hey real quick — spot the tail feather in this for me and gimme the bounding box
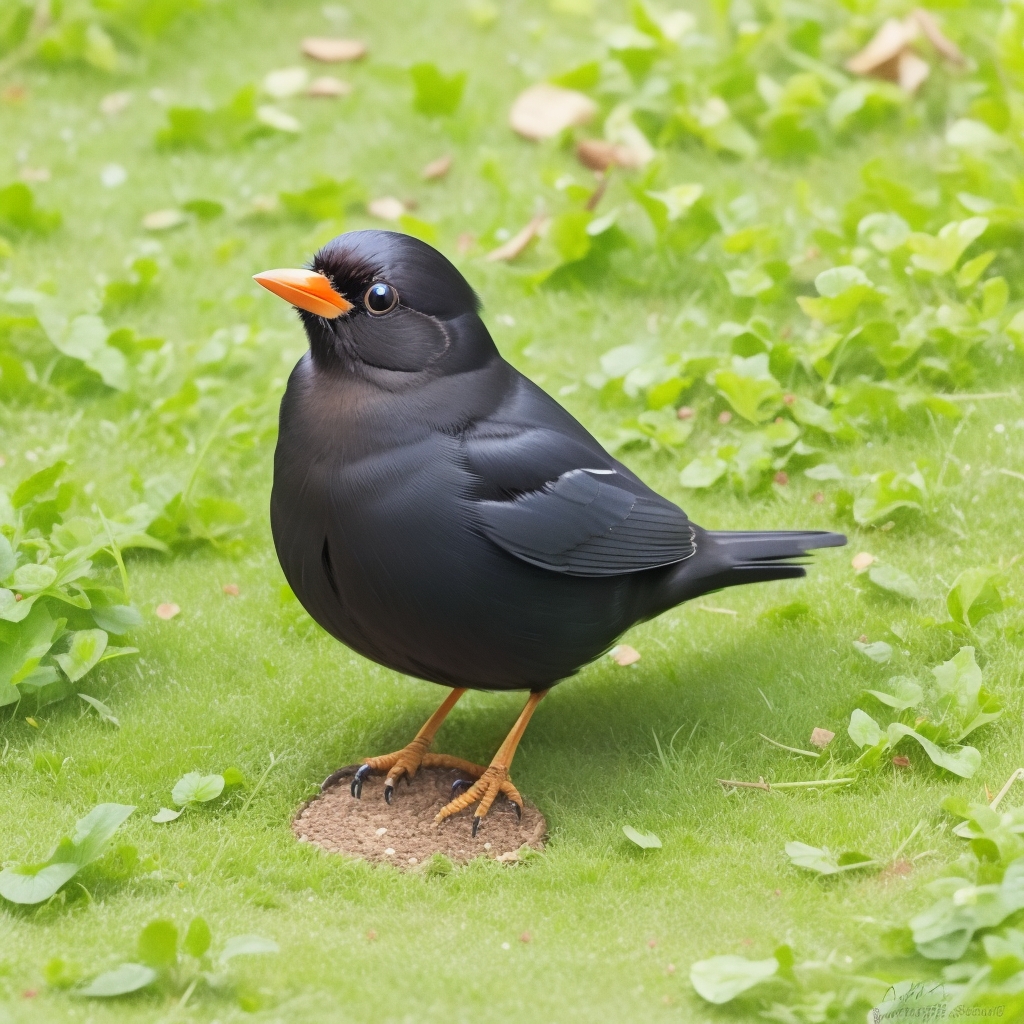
[705,529,847,565]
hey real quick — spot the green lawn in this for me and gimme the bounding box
[2,0,1024,1021]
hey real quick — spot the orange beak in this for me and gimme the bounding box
[253,268,354,318]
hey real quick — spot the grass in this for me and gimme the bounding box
[2,0,1024,1020]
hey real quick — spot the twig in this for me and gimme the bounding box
[759,733,821,759]
[585,171,609,212]
[989,767,1024,810]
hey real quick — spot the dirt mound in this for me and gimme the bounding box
[293,766,546,869]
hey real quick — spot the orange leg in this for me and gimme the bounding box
[435,689,548,836]
[338,688,488,803]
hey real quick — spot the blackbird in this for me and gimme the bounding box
[255,231,846,834]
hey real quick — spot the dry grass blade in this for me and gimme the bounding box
[911,8,965,65]
[368,197,406,221]
[845,19,917,76]
[421,155,452,180]
[485,214,548,262]
[307,76,351,98]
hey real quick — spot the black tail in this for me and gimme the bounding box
[660,528,846,606]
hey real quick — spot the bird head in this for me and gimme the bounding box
[254,230,493,377]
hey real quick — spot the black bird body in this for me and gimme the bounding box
[268,230,845,695]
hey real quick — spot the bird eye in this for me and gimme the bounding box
[364,282,398,315]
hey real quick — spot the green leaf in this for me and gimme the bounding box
[865,677,923,711]
[279,176,365,222]
[61,803,136,867]
[184,917,212,958]
[12,563,57,592]
[79,963,157,997]
[0,862,79,905]
[690,954,778,1004]
[0,183,61,236]
[857,212,910,253]
[848,708,885,748]
[138,919,178,968]
[679,455,727,489]
[410,63,466,116]
[853,640,892,664]
[622,825,662,848]
[218,935,280,964]
[785,842,876,875]
[172,772,225,806]
[887,724,981,778]
[947,568,1004,628]
[725,268,773,298]
[12,461,66,509]
[78,692,119,726]
[797,266,880,324]
[151,807,183,823]
[56,629,108,682]
[907,218,988,275]
[853,471,925,526]
[867,565,922,600]
[956,251,996,289]
[714,354,782,423]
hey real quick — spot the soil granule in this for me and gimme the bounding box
[293,766,547,869]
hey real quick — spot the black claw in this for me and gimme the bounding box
[511,800,522,821]
[472,816,482,838]
[451,778,471,797]
[384,783,394,805]
[349,764,372,799]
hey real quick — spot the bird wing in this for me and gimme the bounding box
[464,412,695,577]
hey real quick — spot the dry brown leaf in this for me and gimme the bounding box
[142,209,186,231]
[222,584,240,597]
[897,50,930,92]
[485,214,548,262]
[456,232,475,254]
[156,602,180,620]
[302,37,367,62]
[851,552,875,571]
[892,755,912,768]
[19,166,50,183]
[509,83,596,141]
[575,139,638,172]
[307,76,351,98]
[809,728,835,750]
[846,18,917,76]
[911,8,965,65]
[368,196,406,221]
[610,644,641,667]
[421,155,453,180]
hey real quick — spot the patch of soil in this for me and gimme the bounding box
[293,766,546,869]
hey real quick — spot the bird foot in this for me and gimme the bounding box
[335,738,488,804]
[434,763,523,836]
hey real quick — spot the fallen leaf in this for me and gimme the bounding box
[142,210,186,231]
[845,18,917,76]
[99,91,132,115]
[809,728,835,749]
[495,851,519,863]
[222,584,240,597]
[509,83,596,141]
[19,167,50,183]
[422,155,452,180]
[1,85,27,103]
[610,644,641,666]
[896,50,930,93]
[256,105,301,133]
[858,634,869,643]
[307,76,351,98]
[155,602,180,620]
[575,139,638,171]
[263,67,309,99]
[851,552,875,572]
[302,37,367,62]
[485,214,548,262]
[520,931,531,942]
[892,755,912,768]
[457,232,475,254]
[368,197,406,221]
[911,8,965,65]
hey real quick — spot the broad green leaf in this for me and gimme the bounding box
[55,629,108,682]
[946,119,1008,153]
[726,268,773,298]
[151,807,183,823]
[853,471,925,526]
[218,935,280,964]
[79,963,157,997]
[410,63,466,116]
[714,354,782,423]
[956,251,996,289]
[184,917,212,958]
[947,568,1004,628]
[887,724,981,778]
[279,177,365,222]
[867,565,922,600]
[645,184,703,223]
[680,455,727,489]
[907,218,988,275]
[853,640,892,664]
[12,563,57,592]
[848,708,885,748]
[11,461,66,509]
[931,647,982,711]
[865,677,923,711]
[0,535,15,580]
[61,803,136,867]
[0,862,79,904]
[690,954,778,1004]
[785,842,876,875]
[814,266,871,298]
[0,183,61,235]
[138,919,178,968]
[172,772,225,806]
[622,825,661,848]
[858,212,910,253]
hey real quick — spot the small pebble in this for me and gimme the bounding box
[520,932,531,943]
[501,942,510,950]
[156,602,181,620]
[376,827,387,836]
[384,847,395,856]
[483,842,492,850]
[408,857,418,864]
